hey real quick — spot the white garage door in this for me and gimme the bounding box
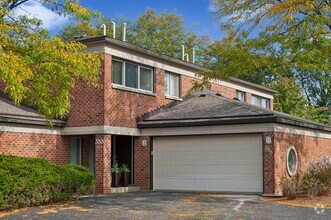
[153,134,263,193]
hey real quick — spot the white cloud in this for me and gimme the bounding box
[11,1,69,31]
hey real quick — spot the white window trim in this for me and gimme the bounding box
[252,95,270,109]
[286,145,298,176]
[112,59,154,93]
[236,90,246,102]
[165,72,180,98]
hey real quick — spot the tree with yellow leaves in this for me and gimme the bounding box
[0,0,102,122]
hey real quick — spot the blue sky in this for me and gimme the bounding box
[79,0,222,40]
[13,0,224,41]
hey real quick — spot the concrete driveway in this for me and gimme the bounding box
[1,191,329,219]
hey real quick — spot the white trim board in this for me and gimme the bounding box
[0,123,61,135]
[141,123,331,140]
[62,125,141,136]
[87,44,274,100]
[1,123,330,139]
[273,124,331,139]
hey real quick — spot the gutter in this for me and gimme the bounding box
[0,115,66,127]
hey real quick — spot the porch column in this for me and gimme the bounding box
[94,134,111,194]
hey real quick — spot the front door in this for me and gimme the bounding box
[111,135,133,186]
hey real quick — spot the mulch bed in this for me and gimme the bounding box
[261,194,331,208]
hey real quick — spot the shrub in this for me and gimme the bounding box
[0,155,94,211]
[301,173,327,198]
[306,157,331,189]
[280,175,301,200]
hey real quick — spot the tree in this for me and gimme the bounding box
[196,0,331,124]
[58,9,213,66]
[0,1,102,122]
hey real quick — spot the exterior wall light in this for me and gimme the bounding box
[141,139,148,147]
[265,136,272,145]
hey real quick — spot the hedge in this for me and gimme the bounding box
[0,155,94,211]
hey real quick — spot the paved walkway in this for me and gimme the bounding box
[1,192,329,219]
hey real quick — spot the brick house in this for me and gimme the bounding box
[0,36,330,196]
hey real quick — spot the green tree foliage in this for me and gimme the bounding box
[0,1,102,121]
[199,0,331,124]
[58,9,213,66]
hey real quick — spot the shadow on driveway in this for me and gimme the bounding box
[1,191,329,219]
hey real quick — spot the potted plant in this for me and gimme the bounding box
[121,164,130,187]
[111,162,122,187]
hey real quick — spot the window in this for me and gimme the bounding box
[252,95,270,108]
[236,91,245,102]
[286,146,298,176]
[165,72,179,98]
[112,59,153,92]
[70,137,82,165]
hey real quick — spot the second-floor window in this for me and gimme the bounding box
[252,95,270,109]
[236,91,245,102]
[165,72,179,98]
[112,59,153,92]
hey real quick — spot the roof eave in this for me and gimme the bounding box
[138,116,331,132]
[0,116,66,127]
[138,116,278,129]
[78,36,210,72]
[78,36,276,94]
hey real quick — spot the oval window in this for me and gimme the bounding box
[286,146,298,176]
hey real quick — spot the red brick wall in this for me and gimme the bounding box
[263,131,331,195]
[0,131,70,165]
[67,54,251,128]
[134,136,150,190]
[65,73,105,127]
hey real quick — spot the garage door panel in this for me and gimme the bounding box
[169,165,180,176]
[222,180,235,190]
[169,179,180,189]
[220,166,234,175]
[154,134,262,193]
[194,179,206,190]
[206,179,220,190]
[236,165,261,176]
[156,179,168,189]
[180,179,194,189]
[206,165,219,176]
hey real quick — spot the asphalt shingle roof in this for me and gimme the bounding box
[0,94,65,127]
[138,93,331,132]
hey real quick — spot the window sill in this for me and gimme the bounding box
[112,84,156,97]
[165,95,183,101]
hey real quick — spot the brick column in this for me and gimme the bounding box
[95,134,111,194]
[263,132,275,194]
[134,136,150,190]
[246,93,252,104]
[269,99,274,110]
